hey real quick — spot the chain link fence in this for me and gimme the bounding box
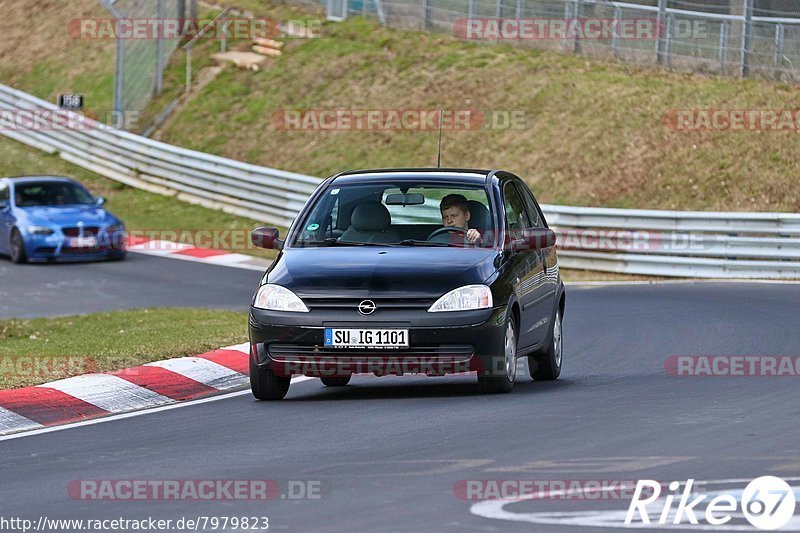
[100,0,197,127]
[324,0,800,81]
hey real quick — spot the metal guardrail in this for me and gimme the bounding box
[1,83,799,278]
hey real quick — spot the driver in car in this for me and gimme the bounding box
[438,194,481,244]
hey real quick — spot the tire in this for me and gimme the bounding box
[321,375,351,387]
[478,315,517,394]
[529,308,562,381]
[9,228,27,264]
[250,358,291,400]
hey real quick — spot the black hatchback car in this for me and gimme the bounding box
[248,169,565,399]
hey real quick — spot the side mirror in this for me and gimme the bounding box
[0,200,8,211]
[511,228,557,252]
[96,196,106,206]
[251,227,282,250]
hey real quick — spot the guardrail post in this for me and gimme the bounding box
[740,0,753,77]
[656,0,667,64]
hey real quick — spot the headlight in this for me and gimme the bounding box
[28,226,55,236]
[253,284,309,312]
[428,284,493,312]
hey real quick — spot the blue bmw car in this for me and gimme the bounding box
[0,176,126,263]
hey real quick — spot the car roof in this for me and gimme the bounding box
[4,175,77,185]
[331,168,497,186]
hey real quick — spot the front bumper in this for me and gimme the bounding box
[249,305,509,378]
[23,230,126,262]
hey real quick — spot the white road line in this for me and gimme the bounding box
[39,374,174,413]
[145,357,246,390]
[128,248,268,271]
[0,406,43,433]
[0,376,317,442]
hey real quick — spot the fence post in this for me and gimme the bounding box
[612,6,621,58]
[656,0,667,64]
[155,0,165,96]
[740,0,753,77]
[515,0,522,20]
[468,0,475,20]
[422,0,430,29]
[496,0,503,19]
[185,46,192,97]
[665,14,673,67]
[774,23,785,78]
[573,0,582,54]
[719,20,729,72]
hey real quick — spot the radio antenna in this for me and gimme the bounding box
[436,109,444,169]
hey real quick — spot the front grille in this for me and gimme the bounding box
[62,227,100,237]
[301,297,436,312]
[35,247,56,254]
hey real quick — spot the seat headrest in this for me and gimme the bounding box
[351,201,392,231]
[467,200,490,231]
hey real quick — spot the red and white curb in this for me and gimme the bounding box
[0,342,252,436]
[125,237,272,272]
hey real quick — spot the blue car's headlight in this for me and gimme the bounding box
[27,226,55,236]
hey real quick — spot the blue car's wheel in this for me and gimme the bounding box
[10,228,27,264]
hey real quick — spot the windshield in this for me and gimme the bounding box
[14,181,95,207]
[292,181,496,247]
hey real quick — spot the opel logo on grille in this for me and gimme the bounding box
[358,300,376,315]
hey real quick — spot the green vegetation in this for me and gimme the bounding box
[0,308,248,389]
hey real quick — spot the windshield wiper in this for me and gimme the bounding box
[398,239,453,247]
[301,238,388,247]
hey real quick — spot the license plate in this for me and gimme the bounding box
[68,236,97,248]
[324,328,408,348]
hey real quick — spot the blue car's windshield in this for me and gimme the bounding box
[292,181,496,248]
[14,182,95,207]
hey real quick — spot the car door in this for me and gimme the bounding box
[515,180,557,348]
[0,181,11,252]
[501,180,542,349]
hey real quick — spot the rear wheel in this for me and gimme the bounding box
[250,358,290,400]
[529,308,562,381]
[10,229,27,264]
[478,317,517,394]
[321,375,351,387]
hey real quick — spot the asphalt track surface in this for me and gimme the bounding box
[0,253,263,319]
[2,275,800,531]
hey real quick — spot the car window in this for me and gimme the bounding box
[292,180,495,247]
[0,182,8,202]
[514,181,544,228]
[14,182,95,206]
[502,181,531,239]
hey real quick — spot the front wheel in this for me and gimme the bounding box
[529,308,562,381]
[250,358,291,400]
[10,229,27,264]
[478,317,517,394]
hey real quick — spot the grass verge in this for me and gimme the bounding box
[0,308,248,389]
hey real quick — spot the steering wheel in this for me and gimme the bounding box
[427,226,468,241]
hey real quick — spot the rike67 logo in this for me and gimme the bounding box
[626,476,796,530]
